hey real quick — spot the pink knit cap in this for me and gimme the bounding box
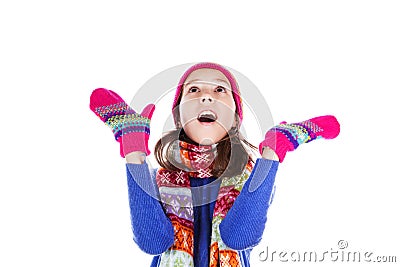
[172,62,243,124]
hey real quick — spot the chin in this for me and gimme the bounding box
[184,121,227,145]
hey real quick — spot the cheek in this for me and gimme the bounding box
[179,99,198,125]
[215,99,236,130]
[225,96,236,111]
[218,110,235,130]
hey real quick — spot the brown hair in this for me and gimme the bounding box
[154,112,257,177]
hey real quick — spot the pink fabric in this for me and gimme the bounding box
[120,131,151,156]
[259,115,340,163]
[259,130,295,163]
[90,88,154,157]
[89,88,122,122]
[308,115,340,139]
[172,62,243,124]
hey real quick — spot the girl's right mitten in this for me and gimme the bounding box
[90,88,155,157]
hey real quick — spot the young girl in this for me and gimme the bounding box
[89,62,340,267]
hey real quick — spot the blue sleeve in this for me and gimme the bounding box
[219,158,279,250]
[126,162,174,255]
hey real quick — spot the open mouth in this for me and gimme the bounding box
[197,110,217,123]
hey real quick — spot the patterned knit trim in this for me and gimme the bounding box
[157,168,190,188]
[170,221,194,257]
[219,250,241,267]
[179,141,216,153]
[94,101,128,121]
[213,187,240,218]
[168,213,194,229]
[210,242,220,267]
[162,195,194,220]
[160,249,194,267]
[179,141,216,177]
[275,121,323,148]
[94,102,150,140]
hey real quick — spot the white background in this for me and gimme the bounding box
[1,1,399,266]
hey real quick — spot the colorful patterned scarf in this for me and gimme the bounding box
[156,141,253,266]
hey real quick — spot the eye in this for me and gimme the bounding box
[188,86,200,93]
[215,86,226,93]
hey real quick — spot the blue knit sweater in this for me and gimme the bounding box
[126,158,279,266]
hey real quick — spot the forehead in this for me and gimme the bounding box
[184,68,231,88]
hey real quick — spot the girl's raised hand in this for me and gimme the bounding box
[259,115,340,162]
[89,88,155,157]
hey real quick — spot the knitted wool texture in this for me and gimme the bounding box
[259,115,340,162]
[90,88,154,156]
[156,141,253,267]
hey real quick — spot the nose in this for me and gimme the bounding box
[200,94,214,104]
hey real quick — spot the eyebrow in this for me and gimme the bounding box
[184,79,231,88]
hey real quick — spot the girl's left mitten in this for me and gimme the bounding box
[89,88,155,157]
[259,115,340,162]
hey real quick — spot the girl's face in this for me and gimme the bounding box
[178,68,236,145]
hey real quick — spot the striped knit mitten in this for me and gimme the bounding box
[259,115,340,162]
[90,88,155,157]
